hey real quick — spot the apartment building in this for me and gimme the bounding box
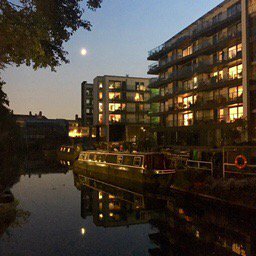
[148,0,256,146]
[93,75,151,142]
[81,81,94,126]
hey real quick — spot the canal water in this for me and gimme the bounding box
[0,157,255,256]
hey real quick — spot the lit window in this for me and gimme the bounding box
[99,92,103,100]
[193,76,198,86]
[184,113,193,126]
[109,92,121,100]
[99,103,103,112]
[229,64,243,79]
[99,114,103,124]
[229,106,243,122]
[109,81,121,89]
[109,103,122,112]
[219,109,225,121]
[218,51,223,62]
[183,45,193,57]
[136,82,146,91]
[99,83,103,89]
[183,96,194,108]
[109,114,121,123]
[212,70,223,81]
[135,93,144,101]
[229,86,243,100]
[228,45,237,59]
[98,191,103,200]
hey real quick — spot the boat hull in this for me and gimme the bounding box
[73,160,174,189]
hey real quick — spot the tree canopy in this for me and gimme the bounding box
[0,0,102,71]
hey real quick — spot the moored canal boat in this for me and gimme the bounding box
[74,151,175,187]
[57,145,82,162]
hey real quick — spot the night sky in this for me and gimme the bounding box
[3,0,223,119]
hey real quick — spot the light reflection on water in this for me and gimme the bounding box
[0,158,255,256]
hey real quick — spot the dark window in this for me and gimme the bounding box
[89,154,95,160]
[153,154,165,169]
[117,156,123,164]
[227,3,241,17]
[106,154,117,164]
[133,157,142,167]
[123,156,134,166]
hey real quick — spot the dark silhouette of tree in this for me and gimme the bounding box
[0,0,102,71]
[0,0,102,151]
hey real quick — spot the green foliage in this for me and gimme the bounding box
[0,0,102,70]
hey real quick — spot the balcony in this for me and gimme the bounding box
[148,32,242,76]
[192,9,241,39]
[192,92,243,110]
[148,62,160,74]
[148,35,190,60]
[148,54,180,74]
[148,9,241,61]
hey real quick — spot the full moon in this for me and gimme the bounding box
[81,48,87,56]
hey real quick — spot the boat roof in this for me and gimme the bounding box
[81,151,164,156]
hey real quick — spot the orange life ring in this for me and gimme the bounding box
[235,155,248,170]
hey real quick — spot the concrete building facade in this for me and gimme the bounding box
[148,0,256,146]
[81,81,94,127]
[93,75,151,142]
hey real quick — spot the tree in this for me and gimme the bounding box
[0,0,102,71]
[0,80,11,130]
[0,0,102,151]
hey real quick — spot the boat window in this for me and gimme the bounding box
[106,154,117,164]
[133,157,142,167]
[153,154,165,169]
[89,154,95,161]
[100,154,106,162]
[117,156,123,164]
[67,148,71,153]
[123,156,133,166]
[96,154,105,162]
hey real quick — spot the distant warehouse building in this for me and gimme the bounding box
[93,75,151,142]
[14,111,69,149]
[147,0,256,146]
[24,119,69,146]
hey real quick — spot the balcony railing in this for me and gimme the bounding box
[192,9,241,37]
[148,35,190,58]
[148,44,165,58]
[148,9,241,59]
[193,92,243,109]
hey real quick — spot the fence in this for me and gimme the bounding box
[223,146,256,178]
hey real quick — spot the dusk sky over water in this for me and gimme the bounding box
[3,0,223,119]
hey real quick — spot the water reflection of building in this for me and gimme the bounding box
[74,173,166,228]
[73,172,256,255]
[149,195,256,256]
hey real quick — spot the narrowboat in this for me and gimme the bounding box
[57,145,82,162]
[74,151,175,187]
